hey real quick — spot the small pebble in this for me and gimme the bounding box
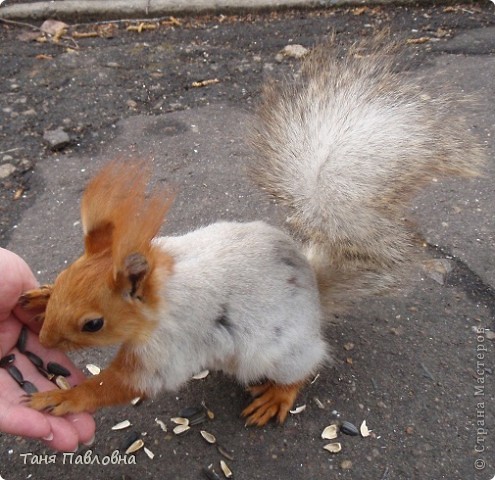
[341,460,353,470]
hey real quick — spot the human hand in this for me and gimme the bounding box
[0,247,96,451]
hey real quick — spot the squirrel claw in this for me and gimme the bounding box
[17,285,53,311]
[241,381,303,427]
[26,389,77,416]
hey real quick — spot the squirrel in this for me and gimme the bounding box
[19,36,485,426]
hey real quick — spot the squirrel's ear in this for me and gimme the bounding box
[84,221,114,255]
[117,252,150,300]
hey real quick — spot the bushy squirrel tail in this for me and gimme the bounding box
[249,36,486,312]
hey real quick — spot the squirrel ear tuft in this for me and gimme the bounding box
[84,221,114,255]
[122,252,149,299]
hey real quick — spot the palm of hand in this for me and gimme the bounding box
[0,248,95,452]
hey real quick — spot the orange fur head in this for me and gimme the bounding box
[39,161,174,350]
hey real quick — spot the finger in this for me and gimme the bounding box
[0,316,21,358]
[65,413,96,446]
[43,414,80,452]
[0,248,38,322]
[0,400,52,439]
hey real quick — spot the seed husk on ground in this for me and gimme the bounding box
[155,418,167,432]
[111,420,132,430]
[47,361,71,377]
[360,420,371,437]
[131,396,143,406]
[179,406,208,425]
[86,364,101,375]
[340,421,359,436]
[323,442,342,454]
[21,381,38,394]
[321,424,338,440]
[125,438,144,455]
[220,460,233,478]
[192,369,209,380]
[289,404,306,414]
[171,417,190,426]
[17,326,28,353]
[54,375,71,390]
[217,445,235,461]
[200,430,216,444]
[0,353,15,368]
[173,424,191,435]
[143,446,154,459]
[25,351,44,369]
[7,365,24,385]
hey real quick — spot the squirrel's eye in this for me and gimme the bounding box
[82,317,104,333]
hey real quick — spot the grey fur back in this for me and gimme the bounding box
[250,36,486,311]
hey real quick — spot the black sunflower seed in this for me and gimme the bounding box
[25,351,44,369]
[340,420,359,436]
[7,365,24,385]
[21,381,39,394]
[46,361,71,377]
[0,353,15,368]
[179,406,207,425]
[17,326,28,353]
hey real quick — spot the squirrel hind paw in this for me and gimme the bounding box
[241,381,303,427]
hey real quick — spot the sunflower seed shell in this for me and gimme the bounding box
[217,445,235,461]
[360,420,371,437]
[173,424,190,435]
[171,417,189,426]
[200,430,216,444]
[155,418,167,432]
[86,364,101,375]
[144,446,154,459]
[112,420,132,430]
[220,460,233,478]
[192,369,210,380]
[289,404,306,414]
[321,424,338,440]
[54,375,71,390]
[125,438,144,454]
[323,442,342,454]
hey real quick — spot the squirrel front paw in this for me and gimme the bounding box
[25,388,87,416]
[241,381,303,427]
[18,285,53,313]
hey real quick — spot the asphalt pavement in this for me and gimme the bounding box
[0,2,494,480]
